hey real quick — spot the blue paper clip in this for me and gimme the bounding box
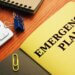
[14,15,24,32]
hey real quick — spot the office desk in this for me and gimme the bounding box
[0,0,70,61]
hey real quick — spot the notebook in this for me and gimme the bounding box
[20,1,75,75]
[0,0,43,14]
[0,49,50,75]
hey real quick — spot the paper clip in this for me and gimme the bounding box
[12,53,19,72]
[13,12,24,32]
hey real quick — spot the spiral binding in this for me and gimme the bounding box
[0,0,32,9]
[0,0,43,14]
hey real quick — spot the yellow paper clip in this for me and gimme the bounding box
[12,53,19,72]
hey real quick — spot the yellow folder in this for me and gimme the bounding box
[20,2,75,75]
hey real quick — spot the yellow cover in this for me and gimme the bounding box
[20,2,75,75]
